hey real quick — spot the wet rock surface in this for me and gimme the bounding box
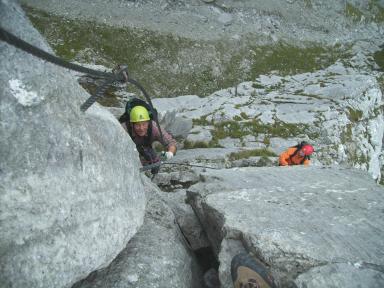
[187,166,384,287]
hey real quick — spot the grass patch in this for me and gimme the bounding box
[240,112,249,119]
[211,119,310,141]
[373,48,384,71]
[193,115,213,126]
[345,3,364,21]
[23,5,352,100]
[349,150,369,167]
[304,0,312,8]
[183,139,222,149]
[249,44,350,77]
[252,82,265,89]
[212,121,243,139]
[341,124,353,143]
[377,75,384,103]
[347,107,363,122]
[369,0,384,22]
[229,148,277,161]
[183,140,210,149]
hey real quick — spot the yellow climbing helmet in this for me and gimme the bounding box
[130,105,150,123]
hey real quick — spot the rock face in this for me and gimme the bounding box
[153,62,384,180]
[73,176,201,288]
[0,1,146,288]
[159,188,211,251]
[18,0,384,44]
[187,166,384,287]
[19,0,384,101]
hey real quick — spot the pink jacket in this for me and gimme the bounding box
[122,121,176,148]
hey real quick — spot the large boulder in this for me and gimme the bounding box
[0,1,146,288]
[187,166,384,287]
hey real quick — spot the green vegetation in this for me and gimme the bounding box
[344,1,384,23]
[183,139,222,149]
[341,124,353,143]
[252,82,264,89]
[349,149,369,167]
[183,140,209,149]
[373,48,384,71]
[23,5,352,100]
[369,0,384,22]
[185,118,311,149]
[377,75,384,108]
[229,148,277,161]
[211,119,310,140]
[212,121,243,139]
[248,44,350,78]
[240,112,249,119]
[304,0,312,9]
[263,136,271,146]
[345,3,364,21]
[347,107,363,122]
[193,115,213,126]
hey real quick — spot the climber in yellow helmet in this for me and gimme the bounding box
[119,99,177,174]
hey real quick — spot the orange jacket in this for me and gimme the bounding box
[279,147,310,166]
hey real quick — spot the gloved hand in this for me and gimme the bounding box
[161,151,174,160]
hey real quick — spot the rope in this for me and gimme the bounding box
[0,27,111,78]
[80,77,115,112]
[140,161,221,172]
[0,26,165,142]
[0,28,148,110]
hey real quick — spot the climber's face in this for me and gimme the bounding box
[133,121,149,137]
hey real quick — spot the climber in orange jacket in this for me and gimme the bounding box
[279,142,314,166]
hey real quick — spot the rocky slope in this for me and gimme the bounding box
[0,1,194,287]
[20,0,384,98]
[2,1,384,288]
[147,59,383,181]
[187,166,384,287]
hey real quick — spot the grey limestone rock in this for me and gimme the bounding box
[73,176,201,288]
[159,110,193,138]
[0,1,146,287]
[295,263,384,288]
[153,63,384,180]
[187,166,384,287]
[159,189,210,250]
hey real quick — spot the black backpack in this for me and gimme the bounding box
[289,141,311,164]
[119,98,160,160]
